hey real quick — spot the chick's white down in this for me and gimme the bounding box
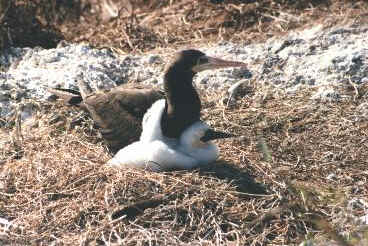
[107,99,219,171]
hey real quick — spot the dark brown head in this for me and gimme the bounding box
[165,49,247,79]
[165,50,206,76]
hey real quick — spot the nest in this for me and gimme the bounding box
[1,83,368,245]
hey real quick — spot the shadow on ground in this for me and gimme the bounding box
[199,160,267,195]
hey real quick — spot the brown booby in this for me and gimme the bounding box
[50,50,247,156]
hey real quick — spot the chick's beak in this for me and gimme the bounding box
[200,129,236,142]
[192,55,247,73]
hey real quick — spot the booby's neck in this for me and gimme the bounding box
[161,66,201,139]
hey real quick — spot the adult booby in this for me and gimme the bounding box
[108,50,247,170]
[50,50,247,157]
[161,49,246,138]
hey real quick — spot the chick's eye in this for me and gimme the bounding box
[197,56,208,65]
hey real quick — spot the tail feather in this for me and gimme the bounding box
[47,88,83,105]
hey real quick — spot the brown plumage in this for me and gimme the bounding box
[49,80,164,153]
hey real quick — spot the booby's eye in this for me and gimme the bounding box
[197,56,208,65]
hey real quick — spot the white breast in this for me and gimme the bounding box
[107,99,219,171]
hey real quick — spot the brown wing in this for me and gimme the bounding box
[49,81,165,153]
[83,87,164,152]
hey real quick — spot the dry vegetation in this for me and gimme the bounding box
[1,0,368,245]
[1,84,368,245]
[1,0,368,52]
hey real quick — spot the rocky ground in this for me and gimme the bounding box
[0,23,367,123]
[1,0,368,245]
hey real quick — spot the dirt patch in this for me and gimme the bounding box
[0,0,71,50]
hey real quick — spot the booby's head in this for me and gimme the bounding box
[165,49,248,77]
[179,122,211,149]
[180,122,235,150]
[178,121,235,165]
[163,49,248,105]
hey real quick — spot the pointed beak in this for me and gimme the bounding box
[192,55,247,73]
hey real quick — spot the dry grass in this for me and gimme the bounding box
[1,1,368,244]
[1,83,368,245]
[2,0,368,52]
[61,0,368,53]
